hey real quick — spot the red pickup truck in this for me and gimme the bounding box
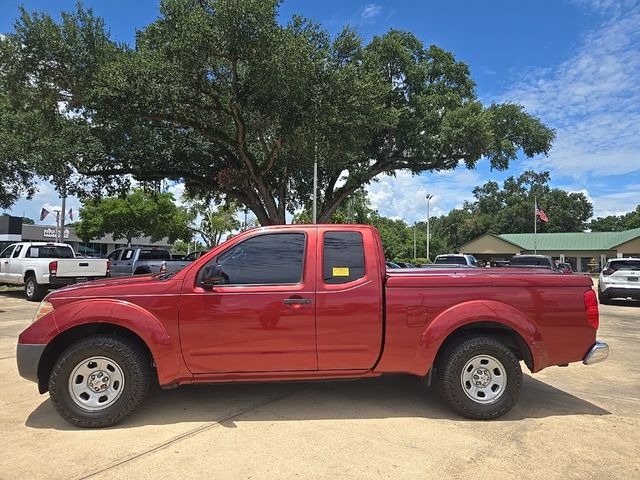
[17,225,609,427]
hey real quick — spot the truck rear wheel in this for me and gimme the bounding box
[436,336,522,420]
[25,275,47,302]
[48,334,150,428]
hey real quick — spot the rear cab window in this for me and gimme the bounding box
[323,231,365,284]
[138,249,171,260]
[26,245,74,258]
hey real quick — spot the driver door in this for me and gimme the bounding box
[179,230,318,373]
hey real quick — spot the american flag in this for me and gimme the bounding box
[536,203,549,222]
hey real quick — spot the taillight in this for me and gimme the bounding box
[601,268,614,276]
[584,290,599,329]
[106,260,111,275]
[159,261,167,274]
[48,260,58,276]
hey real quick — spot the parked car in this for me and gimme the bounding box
[395,262,416,268]
[598,258,640,304]
[433,254,478,267]
[508,255,559,271]
[556,262,574,275]
[0,242,109,301]
[385,261,401,269]
[183,250,207,261]
[490,258,510,267]
[17,225,608,427]
[106,247,192,277]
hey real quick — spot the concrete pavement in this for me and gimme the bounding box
[0,290,638,479]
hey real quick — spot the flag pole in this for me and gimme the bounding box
[534,195,537,254]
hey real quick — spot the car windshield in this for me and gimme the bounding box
[26,245,74,258]
[609,260,640,271]
[434,256,467,265]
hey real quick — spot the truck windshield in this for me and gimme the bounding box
[26,245,74,258]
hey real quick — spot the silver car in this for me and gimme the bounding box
[598,258,640,304]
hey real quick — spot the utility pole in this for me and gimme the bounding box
[413,223,417,261]
[60,195,66,243]
[312,143,318,224]
[426,194,433,261]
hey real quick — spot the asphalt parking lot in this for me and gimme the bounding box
[1,288,639,480]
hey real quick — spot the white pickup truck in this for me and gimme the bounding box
[0,242,109,301]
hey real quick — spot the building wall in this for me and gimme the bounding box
[616,237,640,256]
[459,235,522,255]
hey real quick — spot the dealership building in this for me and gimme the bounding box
[0,215,170,256]
[459,228,640,272]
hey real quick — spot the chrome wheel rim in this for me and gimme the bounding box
[26,280,34,297]
[460,354,507,404]
[68,356,125,411]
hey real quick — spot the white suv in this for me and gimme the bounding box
[598,258,640,304]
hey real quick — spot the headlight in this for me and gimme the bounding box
[33,301,54,323]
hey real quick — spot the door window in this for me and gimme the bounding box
[12,245,23,258]
[122,249,135,260]
[107,249,122,261]
[203,233,305,285]
[323,232,365,284]
[0,245,15,258]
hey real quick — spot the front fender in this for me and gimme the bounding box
[421,300,547,372]
[49,298,185,385]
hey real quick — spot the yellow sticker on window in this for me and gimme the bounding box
[332,267,350,277]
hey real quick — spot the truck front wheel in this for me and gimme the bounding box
[25,275,46,302]
[436,336,522,420]
[48,334,151,428]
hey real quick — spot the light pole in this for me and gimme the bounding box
[413,222,417,261]
[426,194,433,261]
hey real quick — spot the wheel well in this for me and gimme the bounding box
[37,323,156,394]
[134,266,151,275]
[24,270,35,282]
[434,321,534,372]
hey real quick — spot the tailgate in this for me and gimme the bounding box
[56,259,108,278]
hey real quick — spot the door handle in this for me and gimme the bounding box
[283,298,311,305]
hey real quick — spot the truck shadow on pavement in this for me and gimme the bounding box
[25,374,610,431]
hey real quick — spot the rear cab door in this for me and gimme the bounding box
[315,226,385,370]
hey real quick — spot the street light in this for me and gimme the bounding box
[426,194,433,261]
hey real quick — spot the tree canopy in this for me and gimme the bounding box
[75,189,193,245]
[1,0,555,224]
[589,205,640,232]
[430,171,593,250]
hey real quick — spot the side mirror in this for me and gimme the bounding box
[198,263,228,288]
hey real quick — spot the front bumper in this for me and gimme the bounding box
[583,341,609,365]
[16,343,47,383]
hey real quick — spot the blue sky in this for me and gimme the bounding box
[1,0,639,226]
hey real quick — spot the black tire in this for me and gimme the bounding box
[48,334,151,428]
[436,336,522,420]
[25,275,47,302]
[598,287,611,305]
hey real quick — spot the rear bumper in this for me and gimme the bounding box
[48,276,105,287]
[600,286,640,299]
[583,341,609,365]
[16,343,46,383]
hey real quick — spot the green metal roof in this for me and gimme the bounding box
[499,227,640,251]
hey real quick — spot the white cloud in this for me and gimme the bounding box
[366,169,483,223]
[503,6,640,179]
[361,4,382,22]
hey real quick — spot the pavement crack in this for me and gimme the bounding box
[74,384,311,480]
